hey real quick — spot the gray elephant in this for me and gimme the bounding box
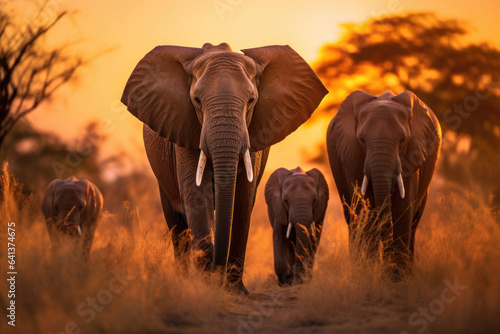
[326,90,441,277]
[121,43,327,294]
[265,167,329,285]
[42,176,103,261]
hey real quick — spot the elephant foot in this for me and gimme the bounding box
[193,239,213,271]
[383,261,413,282]
[194,254,212,272]
[294,275,305,285]
[277,279,293,287]
[294,265,309,284]
[382,249,414,282]
[226,280,249,296]
[277,271,294,286]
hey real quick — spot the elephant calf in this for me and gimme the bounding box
[42,176,103,261]
[265,167,329,285]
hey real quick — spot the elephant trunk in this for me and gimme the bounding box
[289,200,314,282]
[60,208,82,237]
[365,144,401,253]
[365,142,400,208]
[202,109,251,273]
[211,147,239,270]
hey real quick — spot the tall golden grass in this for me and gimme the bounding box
[1,163,499,333]
[0,163,232,334]
[287,187,500,333]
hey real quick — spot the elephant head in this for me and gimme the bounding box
[121,43,327,271]
[265,167,329,284]
[333,90,441,211]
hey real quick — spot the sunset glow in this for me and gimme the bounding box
[1,0,500,333]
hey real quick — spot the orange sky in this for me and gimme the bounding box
[12,0,500,174]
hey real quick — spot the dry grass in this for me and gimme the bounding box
[0,164,232,334]
[1,163,499,333]
[286,188,500,333]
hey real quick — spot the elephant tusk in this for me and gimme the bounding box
[196,150,207,187]
[243,149,253,183]
[77,225,82,237]
[286,221,292,239]
[361,174,369,196]
[310,222,316,239]
[397,173,405,199]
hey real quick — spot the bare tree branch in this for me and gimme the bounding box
[0,3,99,149]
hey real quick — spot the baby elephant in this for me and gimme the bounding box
[42,176,103,260]
[265,167,329,285]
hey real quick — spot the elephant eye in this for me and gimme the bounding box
[248,97,255,105]
[194,97,201,107]
[54,206,58,212]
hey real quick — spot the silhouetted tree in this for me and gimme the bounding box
[312,12,500,204]
[0,3,84,150]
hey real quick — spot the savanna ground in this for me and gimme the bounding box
[1,161,499,334]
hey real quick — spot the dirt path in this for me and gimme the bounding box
[219,286,300,334]
[217,286,409,334]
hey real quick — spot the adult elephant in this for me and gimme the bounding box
[121,43,327,294]
[326,90,441,278]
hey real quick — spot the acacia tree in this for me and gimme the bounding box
[311,12,500,203]
[314,12,500,142]
[0,4,84,150]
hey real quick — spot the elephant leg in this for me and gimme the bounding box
[384,180,418,279]
[385,218,412,279]
[409,193,427,262]
[409,225,417,263]
[307,223,323,274]
[226,173,253,295]
[288,239,296,268]
[273,225,293,285]
[144,127,193,265]
[174,146,214,270]
[347,192,379,259]
[226,150,268,295]
[355,214,381,260]
[81,217,98,262]
[159,186,191,267]
[45,220,61,249]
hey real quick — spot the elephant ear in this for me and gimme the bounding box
[241,45,328,151]
[306,168,329,225]
[265,168,293,226]
[121,46,205,150]
[328,90,377,175]
[42,179,64,220]
[392,91,442,175]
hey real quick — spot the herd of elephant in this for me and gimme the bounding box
[42,43,442,296]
